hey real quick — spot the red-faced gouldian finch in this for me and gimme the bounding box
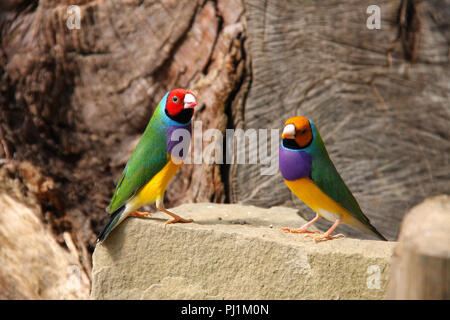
[97,89,197,243]
[279,116,387,241]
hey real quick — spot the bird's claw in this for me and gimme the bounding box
[131,211,152,217]
[305,233,345,242]
[281,227,320,234]
[164,217,194,229]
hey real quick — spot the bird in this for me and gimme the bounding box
[279,116,387,241]
[97,89,197,243]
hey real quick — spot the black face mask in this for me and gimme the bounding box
[283,138,302,150]
[166,108,194,124]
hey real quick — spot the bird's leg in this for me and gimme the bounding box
[306,216,344,241]
[156,198,193,228]
[130,211,152,217]
[282,213,321,234]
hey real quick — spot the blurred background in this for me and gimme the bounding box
[0,0,448,299]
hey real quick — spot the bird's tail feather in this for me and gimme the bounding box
[348,216,388,241]
[367,224,388,241]
[96,206,127,243]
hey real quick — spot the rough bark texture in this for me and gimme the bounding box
[0,183,90,299]
[0,0,448,299]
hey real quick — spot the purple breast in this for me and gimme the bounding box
[166,125,192,159]
[279,146,312,181]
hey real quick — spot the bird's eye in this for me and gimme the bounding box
[172,96,179,103]
[300,129,307,135]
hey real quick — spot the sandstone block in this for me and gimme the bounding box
[91,203,396,299]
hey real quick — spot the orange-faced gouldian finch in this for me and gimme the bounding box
[279,116,387,241]
[97,89,197,243]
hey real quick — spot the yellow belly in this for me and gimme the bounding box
[284,178,351,222]
[129,154,182,209]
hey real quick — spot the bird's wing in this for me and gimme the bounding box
[107,131,168,214]
[310,152,371,226]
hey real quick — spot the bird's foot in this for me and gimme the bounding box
[305,233,345,242]
[281,227,320,234]
[164,216,194,229]
[131,211,152,217]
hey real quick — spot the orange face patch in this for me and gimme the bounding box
[284,116,313,148]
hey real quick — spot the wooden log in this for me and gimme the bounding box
[387,195,450,299]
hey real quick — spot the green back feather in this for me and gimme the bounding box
[306,122,371,226]
[107,96,171,213]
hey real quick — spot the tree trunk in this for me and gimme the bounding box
[388,195,450,299]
